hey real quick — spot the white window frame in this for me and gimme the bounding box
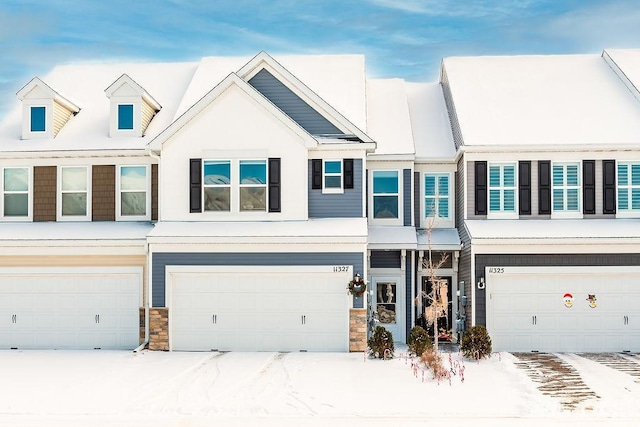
[487,162,518,219]
[551,161,582,219]
[616,161,640,218]
[57,165,91,221]
[203,159,268,214]
[322,159,343,194]
[1,166,32,221]
[423,172,452,227]
[116,165,151,221]
[369,169,402,226]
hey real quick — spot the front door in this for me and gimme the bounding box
[419,276,453,341]
[371,277,405,343]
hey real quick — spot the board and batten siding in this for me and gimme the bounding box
[403,169,412,226]
[248,68,343,136]
[308,159,363,218]
[151,252,365,308]
[474,253,640,326]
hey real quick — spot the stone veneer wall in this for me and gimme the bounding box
[349,308,367,352]
[148,308,169,351]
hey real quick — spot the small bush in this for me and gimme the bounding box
[460,325,492,360]
[420,347,448,380]
[367,326,394,359]
[407,325,432,356]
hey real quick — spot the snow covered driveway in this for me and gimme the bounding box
[0,350,639,426]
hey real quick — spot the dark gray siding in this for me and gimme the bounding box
[152,252,364,307]
[308,159,363,218]
[405,251,413,341]
[370,250,401,269]
[456,156,472,329]
[474,253,640,326]
[440,71,464,149]
[403,169,412,226]
[249,69,343,136]
[414,171,420,228]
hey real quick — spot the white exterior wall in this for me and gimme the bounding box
[159,84,309,221]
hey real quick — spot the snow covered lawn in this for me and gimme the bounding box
[0,349,638,426]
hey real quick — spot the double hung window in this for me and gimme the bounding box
[552,162,580,214]
[203,159,267,212]
[488,163,516,215]
[618,162,640,214]
[239,160,267,211]
[424,174,449,219]
[59,166,90,219]
[118,165,149,219]
[323,160,342,193]
[2,167,30,218]
[372,171,399,219]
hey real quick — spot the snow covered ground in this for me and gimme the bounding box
[0,348,638,426]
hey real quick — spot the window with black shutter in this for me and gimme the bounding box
[603,160,616,214]
[268,158,281,212]
[475,161,487,215]
[519,161,531,215]
[583,160,595,214]
[343,159,354,189]
[538,161,551,214]
[189,158,202,213]
[311,159,322,190]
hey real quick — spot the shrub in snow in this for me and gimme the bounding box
[367,326,394,359]
[420,347,449,380]
[460,325,492,360]
[407,325,432,356]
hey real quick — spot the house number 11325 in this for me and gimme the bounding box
[333,266,349,272]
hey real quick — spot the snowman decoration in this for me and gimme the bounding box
[563,293,574,308]
[586,294,597,308]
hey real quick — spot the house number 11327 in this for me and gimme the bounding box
[333,266,349,272]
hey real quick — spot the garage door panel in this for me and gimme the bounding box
[487,267,640,352]
[170,268,350,352]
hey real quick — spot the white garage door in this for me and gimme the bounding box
[0,267,141,350]
[169,266,352,352]
[486,266,640,353]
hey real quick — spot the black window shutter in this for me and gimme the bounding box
[519,161,531,215]
[583,160,596,214]
[343,159,354,189]
[189,158,202,213]
[603,159,616,214]
[538,161,551,214]
[268,158,281,213]
[312,159,322,190]
[475,161,487,215]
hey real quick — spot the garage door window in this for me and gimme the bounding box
[618,162,640,215]
[2,167,30,219]
[59,166,90,220]
[552,162,580,216]
[117,165,149,219]
[376,282,397,324]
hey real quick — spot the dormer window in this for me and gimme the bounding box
[105,74,161,138]
[30,106,46,132]
[16,77,80,140]
[118,104,134,130]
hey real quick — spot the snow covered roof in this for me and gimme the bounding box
[367,226,417,249]
[0,61,198,153]
[147,218,368,244]
[603,48,640,103]
[465,219,640,243]
[407,82,456,160]
[365,79,414,156]
[442,53,640,147]
[416,228,461,251]
[0,222,153,243]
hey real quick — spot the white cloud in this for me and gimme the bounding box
[368,0,543,18]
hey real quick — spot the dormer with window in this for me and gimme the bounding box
[105,74,161,138]
[16,77,80,140]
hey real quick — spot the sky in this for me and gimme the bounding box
[1,0,640,119]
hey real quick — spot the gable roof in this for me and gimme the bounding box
[104,74,162,111]
[442,53,640,147]
[147,72,318,152]
[602,48,640,103]
[237,52,372,142]
[16,77,80,113]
